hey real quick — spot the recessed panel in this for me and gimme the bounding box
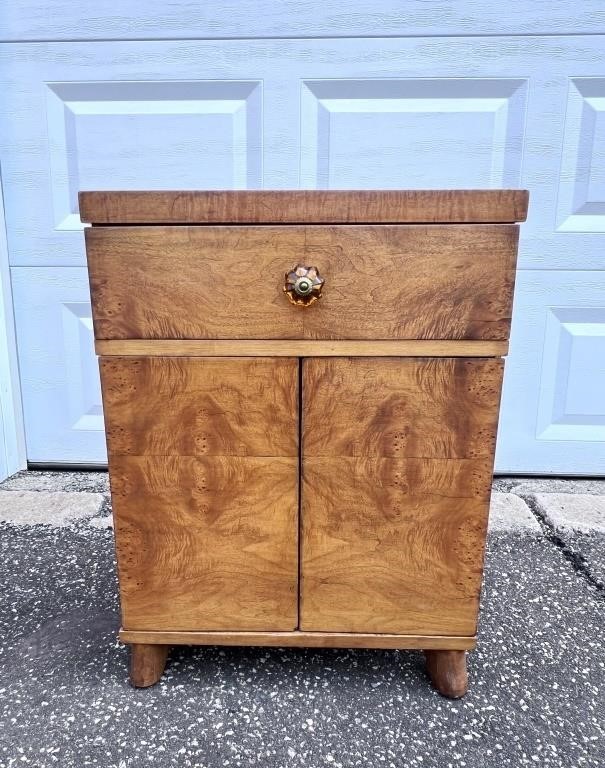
[301,79,527,188]
[536,308,605,440]
[47,81,262,230]
[10,267,107,463]
[557,78,605,232]
[497,271,605,474]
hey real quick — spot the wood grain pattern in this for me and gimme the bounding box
[79,190,529,225]
[300,358,502,635]
[100,357,298,457]
[95,339,509,358]
[302,357,504,458]
[101,356,299,631]
[300,457,492,635]
[119,629,476,651]
[111,454,298,631]
[86,224,518,341]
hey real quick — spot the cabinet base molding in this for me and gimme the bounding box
[120,629,476,651]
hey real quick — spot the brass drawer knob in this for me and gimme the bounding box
[284,264,325,306]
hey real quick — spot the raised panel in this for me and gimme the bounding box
[47,81,262,231]
[557,78,605,232]
[496,271,605,473]
[10,267,106,463]
[301,79,527,189]
[0,51,270,267]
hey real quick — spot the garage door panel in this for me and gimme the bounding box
[46,80,263,233]
[301,78,528,190]
[10,267,106,464]
[3,37,605,269]
[1,35,605,469]
[496,270,605,474]
[1,67,267,267]
[556,77,605,234]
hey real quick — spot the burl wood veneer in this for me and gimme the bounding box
[81,189,528,697]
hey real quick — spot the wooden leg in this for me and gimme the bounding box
[129,643,170,688]
[424,650,468,698]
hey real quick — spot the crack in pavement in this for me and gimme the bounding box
[521,493,605,598]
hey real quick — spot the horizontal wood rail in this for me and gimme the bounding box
[96,339,509,357]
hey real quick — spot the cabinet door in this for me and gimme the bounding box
[100,356,299,632]
[300,357,503,636]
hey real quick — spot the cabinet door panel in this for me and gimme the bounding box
[101,357,299,631]
[300,357,503,635]
[101,356,298,457]
[302,357,503,459]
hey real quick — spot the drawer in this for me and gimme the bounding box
[85,223,518,341]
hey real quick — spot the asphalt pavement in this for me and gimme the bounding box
[0,471,603,768]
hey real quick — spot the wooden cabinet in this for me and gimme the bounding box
[81,189,528,697]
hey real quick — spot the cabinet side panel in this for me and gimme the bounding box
[300,357,503,635]
[100,356,299,631]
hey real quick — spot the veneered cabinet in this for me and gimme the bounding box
[81,189,528,697]
[101,354,503,638]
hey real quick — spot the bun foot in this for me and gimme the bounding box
[424,650,468,698]
[129,643,170,688]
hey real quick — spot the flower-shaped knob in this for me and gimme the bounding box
[284,264,325,307]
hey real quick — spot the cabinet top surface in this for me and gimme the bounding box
[79,190,529,225]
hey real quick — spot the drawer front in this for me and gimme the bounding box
[101,356,299,632]
[86,224,518,341]
[300,357,503,636]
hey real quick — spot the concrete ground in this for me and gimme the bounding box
[0,471,603,768]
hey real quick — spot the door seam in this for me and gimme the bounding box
[296,356,303,630]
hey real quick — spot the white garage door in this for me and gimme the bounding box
[1,5,604,474]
